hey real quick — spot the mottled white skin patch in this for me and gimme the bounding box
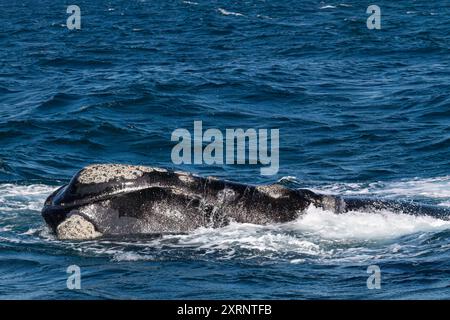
[156,206,184,221]
[217,188,236,202]
[178,174,195,184]
[79,200,194,234]
[56,214,102,240]
[77,164,159,184]
[256,184,287,199]
[170,188,192,196]
[321,195,337,211]
[320,195,346,212]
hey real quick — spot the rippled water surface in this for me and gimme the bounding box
[0,0,449,299]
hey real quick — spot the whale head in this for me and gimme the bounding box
[41,164,199,240]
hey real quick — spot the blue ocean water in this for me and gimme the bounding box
[1,0,450,299]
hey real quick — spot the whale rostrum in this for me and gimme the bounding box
[41,164,450,240]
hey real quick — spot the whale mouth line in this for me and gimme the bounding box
[48,183,188,211]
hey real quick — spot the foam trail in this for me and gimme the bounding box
[288,205,450,240]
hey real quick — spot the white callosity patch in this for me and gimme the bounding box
[77,164,164,184]
[177,172,196,184]
[56,214,102,240]
[256,184,286,199]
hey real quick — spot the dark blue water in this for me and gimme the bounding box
[1,0,450,299]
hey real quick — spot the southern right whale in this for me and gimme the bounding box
[41,164,450,240]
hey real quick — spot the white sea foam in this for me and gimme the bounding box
[0,225,13,232]
[163,222,324,257]
[0,184,58,212]
[310,176,450,200]
[320,5,336,9]
[288,205,450,240]
[218,8,244,16]
[112,251,151,262]
[166,205,450,248]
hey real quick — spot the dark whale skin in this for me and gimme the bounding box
[42,164,325,236]
[42,164,450,237]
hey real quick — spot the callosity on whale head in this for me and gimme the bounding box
[41,164,321,240]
